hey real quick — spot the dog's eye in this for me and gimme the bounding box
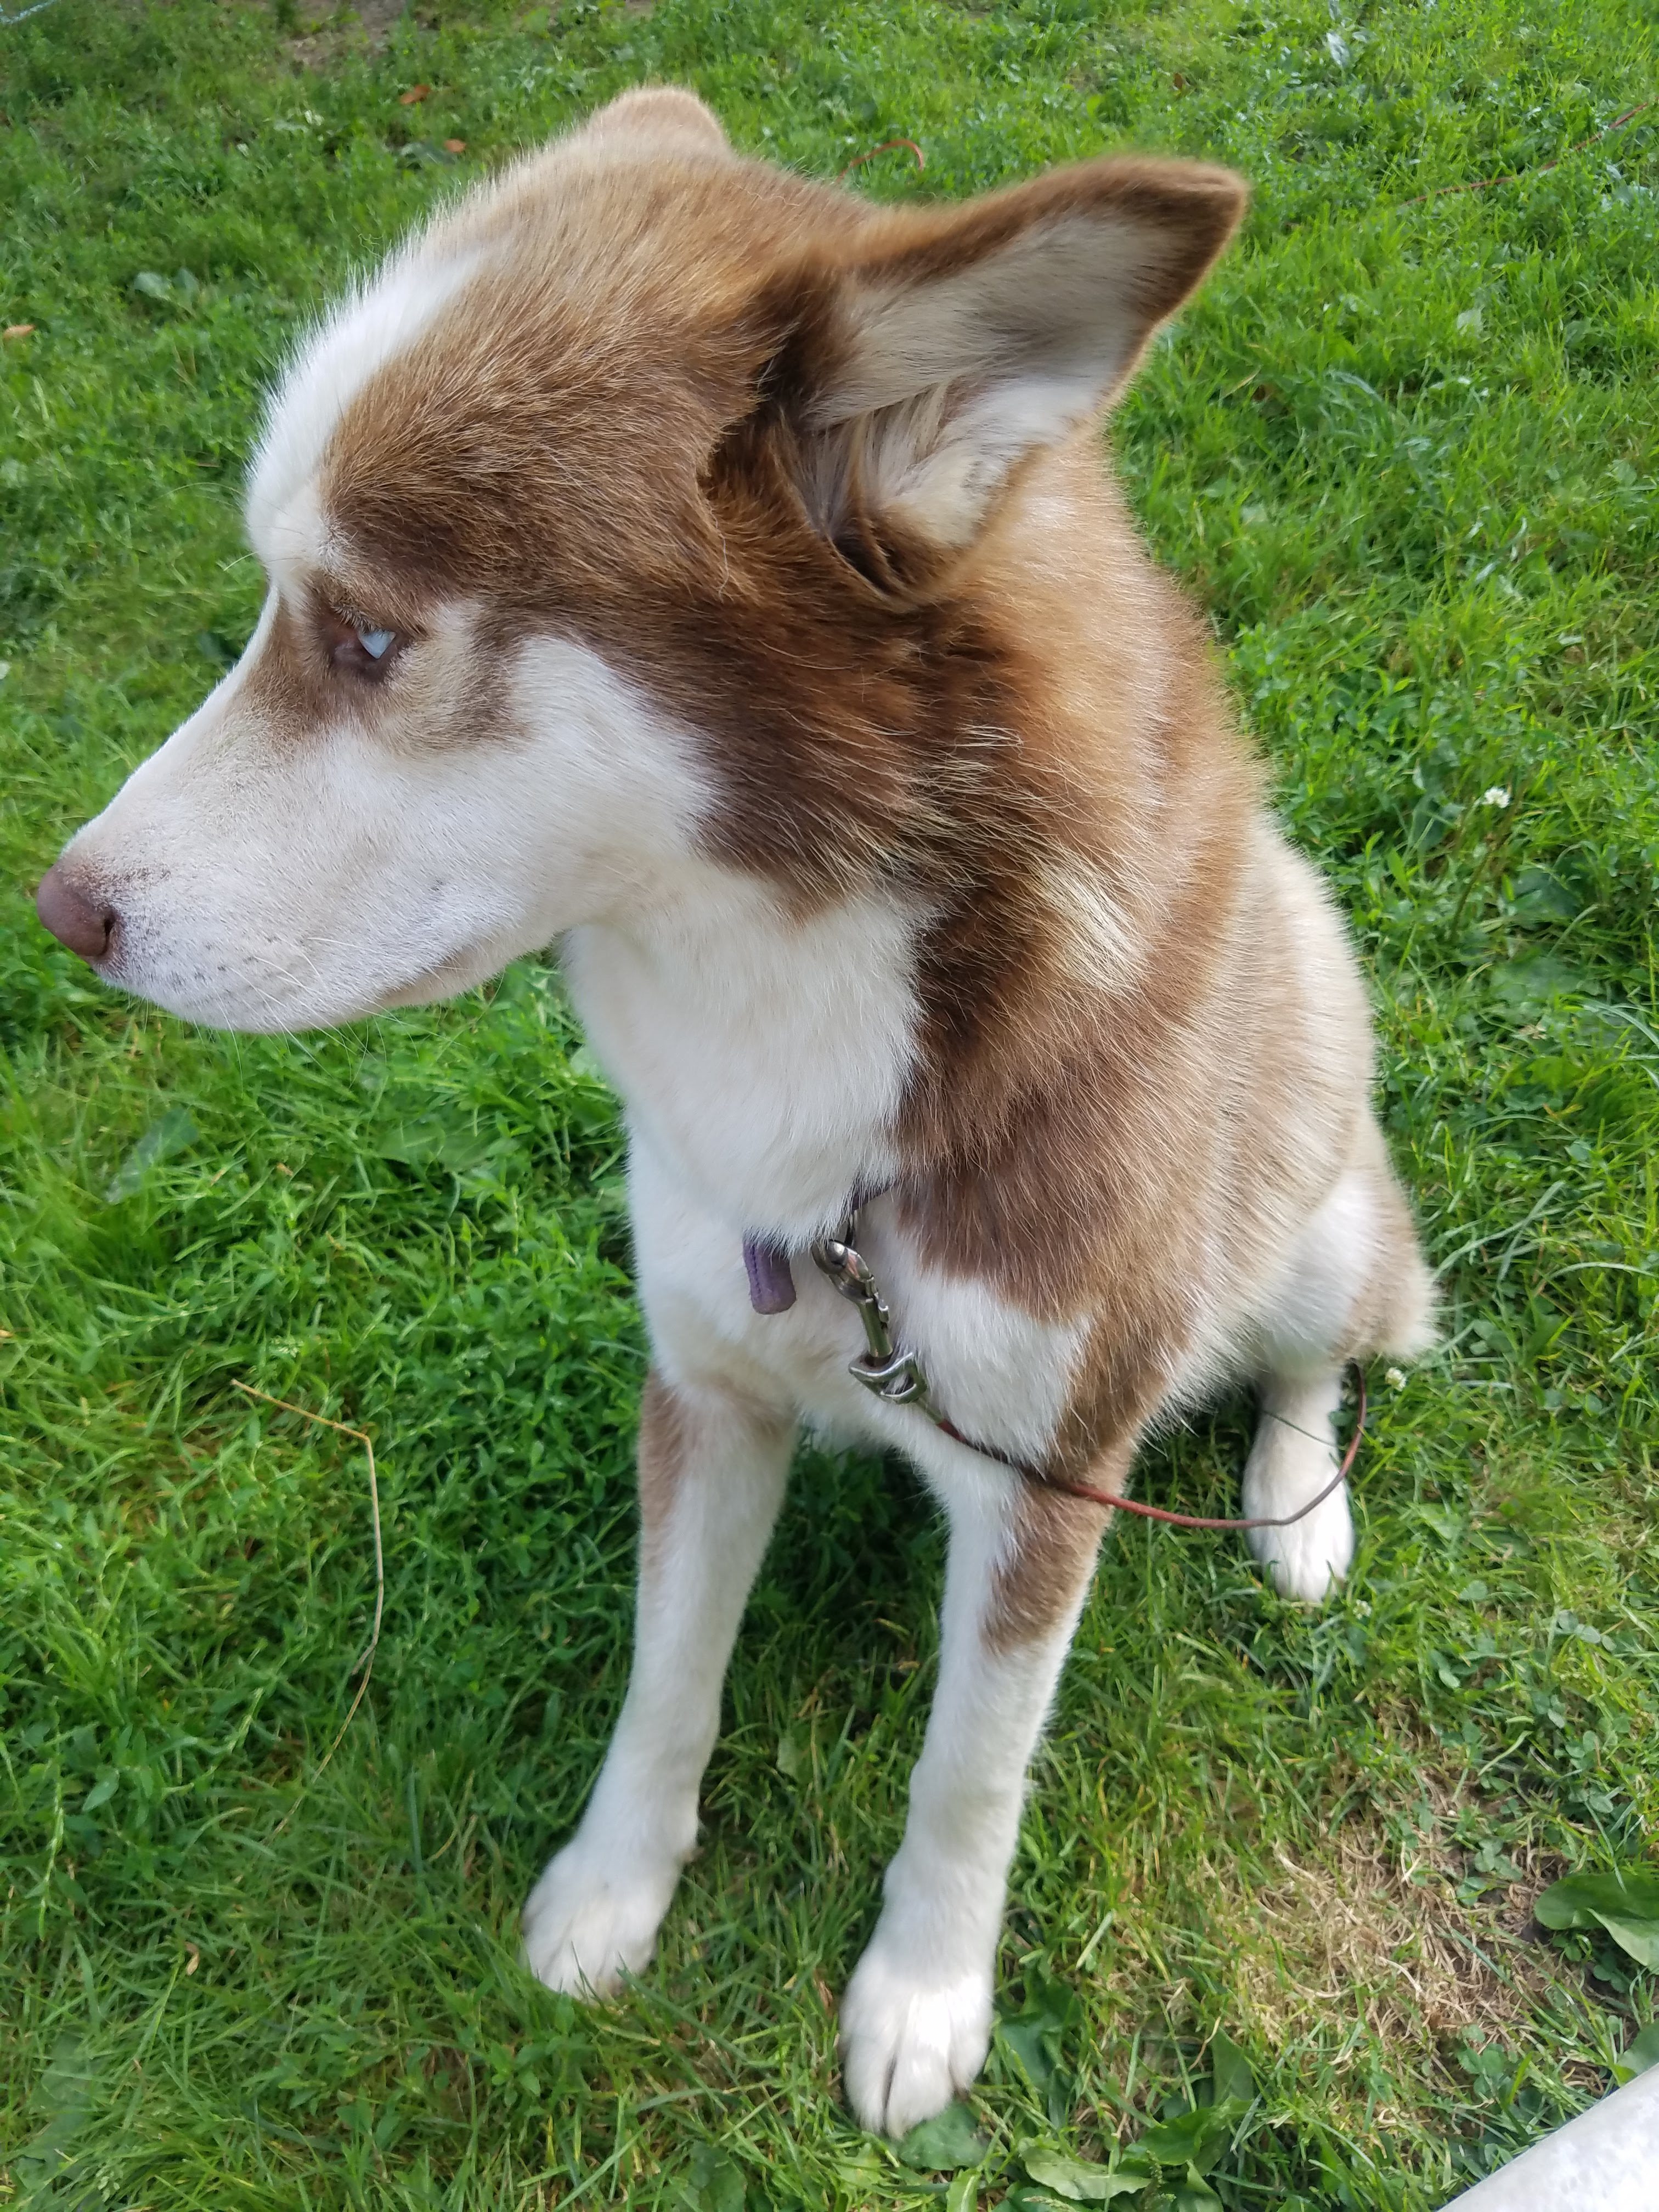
[323,608,403,679]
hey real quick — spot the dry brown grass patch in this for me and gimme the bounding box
[1229,1812,1569,2067]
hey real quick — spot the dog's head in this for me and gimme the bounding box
[36,88,1243,1030]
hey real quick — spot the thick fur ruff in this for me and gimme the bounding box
[40,88,1433,2135]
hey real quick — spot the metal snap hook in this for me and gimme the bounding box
[810,1227,900,1369]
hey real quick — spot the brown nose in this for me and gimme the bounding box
[36,862,119,962]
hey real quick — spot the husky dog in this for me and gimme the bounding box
[37,89,1431,2134]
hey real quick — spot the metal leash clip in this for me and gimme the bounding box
[810,1223,939,1414]
[792,1211,1369,1533]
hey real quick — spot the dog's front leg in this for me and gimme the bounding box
[839,1464,1114,2137]
[522,1368,794,1996]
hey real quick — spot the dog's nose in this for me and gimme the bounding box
[36,862,119,962]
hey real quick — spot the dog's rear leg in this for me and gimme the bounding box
[1242,1367,1355,1605]
[839,1462,1115,2137]
[1245,1131,1434,1604]
[521,1369,793,1996]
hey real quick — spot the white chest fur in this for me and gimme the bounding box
[625,1135,1089,1491]
[562,878,919,1242]
[562,878,1088,1476]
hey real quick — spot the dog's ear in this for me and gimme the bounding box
[578,85,731,156]
[750,157,1245,593]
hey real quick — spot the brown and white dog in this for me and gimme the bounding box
[35,89,1432,2134]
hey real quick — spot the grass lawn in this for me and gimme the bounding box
[3,0,1658,2204]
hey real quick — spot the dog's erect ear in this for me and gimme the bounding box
[578,85,731,157]
[760,157,1245,589]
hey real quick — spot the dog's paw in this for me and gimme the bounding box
[1245,1479,1353,1604]
[839,1939,993,2138]
[520,1842,681,1998]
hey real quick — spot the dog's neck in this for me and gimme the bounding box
[556,469,1180,1246]
[561,868,923,1242]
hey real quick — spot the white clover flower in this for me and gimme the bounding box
[1481,786,1511,809]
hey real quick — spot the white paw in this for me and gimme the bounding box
[1245,1476,1353,1603]
[839,1938,993,2138]
[520,1841,681,1997]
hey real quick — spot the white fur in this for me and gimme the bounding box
[1240,1170,1376,1601]
[517,1122,1099,2129]
[625,1133,1091,1480]
[827,216,1171,546]
[46,139,1414,2138]
[563,882,919,1244]
[1257,1169,1377,1381]
[520,1248,1092,2135]
[57,629,702,1032]
[522,1386,794,1995]
[838,1474,1092,2132]
[1242,1370,1353,1604]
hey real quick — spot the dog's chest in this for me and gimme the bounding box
[561,891,919,1239]
[561,898,1089,1465]
[625,1135,1090,1469]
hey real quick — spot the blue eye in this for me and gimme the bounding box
[356,626,394,659]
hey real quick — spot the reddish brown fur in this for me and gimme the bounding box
[315,104,1424,1588]
[635,1369,689,1577]
[988,1448,1126,1652]
[32,98,1437,2098]
[637,1368,792,1579]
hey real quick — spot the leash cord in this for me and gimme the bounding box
[808,1224,1368,1533]
[933,1361,1366,1530]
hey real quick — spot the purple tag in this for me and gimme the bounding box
[743,1235,797,1314]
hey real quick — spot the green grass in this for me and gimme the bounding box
[2,0,1657,2205]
